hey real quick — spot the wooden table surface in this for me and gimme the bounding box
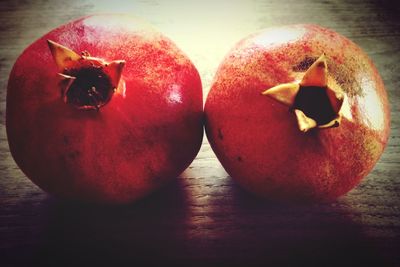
[1,0,399,266]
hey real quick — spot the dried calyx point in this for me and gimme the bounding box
[47,40,125,110]
[262,54,344,132]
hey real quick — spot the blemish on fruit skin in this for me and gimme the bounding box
[63,135,69,145]
[237,156,243,162]
[67,150,80,159]
[292,56,318,72]
[302,44,312,53]
[217,128,224,140]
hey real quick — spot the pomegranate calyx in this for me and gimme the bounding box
[262,54,344,132]
[294,109,317,132]
[47,40,125,110]
[47,40,81,71]
[261,83,300,106]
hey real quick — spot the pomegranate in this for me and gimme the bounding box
[205,24,390,201]
[6,14,203,204]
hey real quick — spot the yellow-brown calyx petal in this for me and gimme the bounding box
[294,109,317,132]
[47,40,81,71]
[262,54,344,132]
[47,40,125,110]
[300,54,328,87]
[104,60,126,92]
[262,83,300,106]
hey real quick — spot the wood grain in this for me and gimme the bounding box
[1,0,399,266]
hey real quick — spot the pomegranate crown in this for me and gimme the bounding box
[47,40,125,110]
[262,54,344,132]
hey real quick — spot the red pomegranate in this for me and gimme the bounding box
[205,24,390,201]
[6,14,203,204]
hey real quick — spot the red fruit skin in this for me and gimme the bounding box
[205,24,390,201]
[6,14,203,204]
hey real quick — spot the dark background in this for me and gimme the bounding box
[0,0,399,266]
